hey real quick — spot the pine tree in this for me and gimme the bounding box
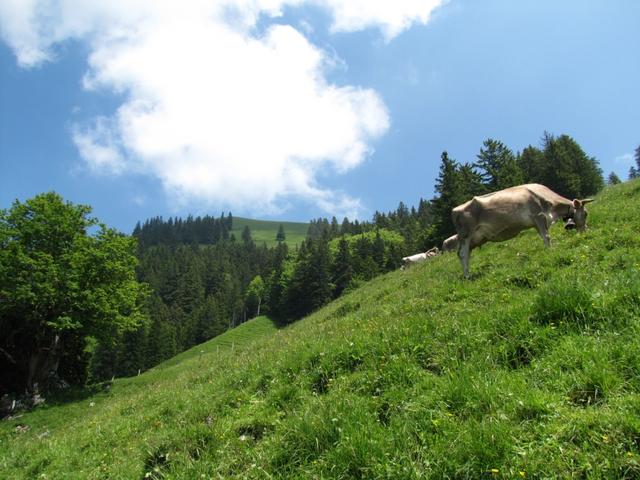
[607,172,622,185]
[146,295,177,366]
[117,325,148,377]
[306,239,332,312]
[430,151,464,245]
[353,236,377,281]
[193,295,225,344]
[475,138,523,191]
[340,217,351,235]
[372,230,385,270]
[330,217,340,237]
[458,163,485,199]
[173,253,204,315]
[541,133,603,198]
[517,145,545,184]
[628,145,640,179]
[284,240,311,320]
[332,237,353,298]
[276,224,286,243]
[87,339,118,383]
[241,225,252,244]
[416,198,432,228]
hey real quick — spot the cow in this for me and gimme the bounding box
[401,247,440,270]
[401,252,428,270]
[442,234,459,253]
[452,183,593,278]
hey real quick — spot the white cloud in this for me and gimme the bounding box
[0,0,444,217]
[72,117,126,174]
[614,153,633,166]
[319,0,445,41]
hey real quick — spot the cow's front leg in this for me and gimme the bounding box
[458,236,471,279]
[533,213,551,247]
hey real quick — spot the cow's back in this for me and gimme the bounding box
[452,184,552,244]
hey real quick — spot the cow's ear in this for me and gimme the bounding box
[573,199,582,208]
[581,199,594,204]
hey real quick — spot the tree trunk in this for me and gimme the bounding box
[256,297,261,317]
[26,334,61,394]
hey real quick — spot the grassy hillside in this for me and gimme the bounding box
[2,181,640,479]
[230,217,308,247]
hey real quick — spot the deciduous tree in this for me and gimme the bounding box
[0,192,148,394]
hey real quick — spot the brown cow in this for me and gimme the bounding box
[452,184,592,278]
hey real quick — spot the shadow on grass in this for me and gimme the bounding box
[42,381,113,408]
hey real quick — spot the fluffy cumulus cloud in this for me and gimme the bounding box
[0,0,444,216]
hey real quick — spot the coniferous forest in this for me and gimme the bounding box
[0,133,612,395]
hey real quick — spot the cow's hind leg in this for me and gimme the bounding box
[458,236,471,279]
[533,213,551,247]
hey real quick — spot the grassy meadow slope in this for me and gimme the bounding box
[2,181,640,479]
[230,217,308,247]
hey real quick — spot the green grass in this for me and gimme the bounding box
[3,181,640,479]
[155,316,278,370]
[231,217,308,247]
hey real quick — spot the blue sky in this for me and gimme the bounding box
[1,0,638,233]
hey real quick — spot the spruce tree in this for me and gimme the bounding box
[241,225,252,244]
[517,145,545,184]
[458,163,485,199]
[373,230,385,270]
[353,236,377,280]
[117,326,148,377]
[332,237,353,298]
[193,295,225,344]
[541,133,603,198]
[87,339,118,383]
[146,295,176,367]
[285,240,312,320]
[475,138,523,191]
[340,217,351,235]
[430,151,464,245]
[276,224,286,243]
[306,239,332,312]
[330,217,340,237]
[607,172,622,185]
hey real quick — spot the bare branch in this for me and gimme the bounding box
[0,346,16,364]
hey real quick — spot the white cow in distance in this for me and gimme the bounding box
[401,247,440,270]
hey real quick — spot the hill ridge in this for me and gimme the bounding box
[230,216,309,247]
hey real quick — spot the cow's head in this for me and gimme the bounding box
[571,199,593,232]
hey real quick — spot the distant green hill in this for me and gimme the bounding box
[2,181,640,479]
[231,216,308,247]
